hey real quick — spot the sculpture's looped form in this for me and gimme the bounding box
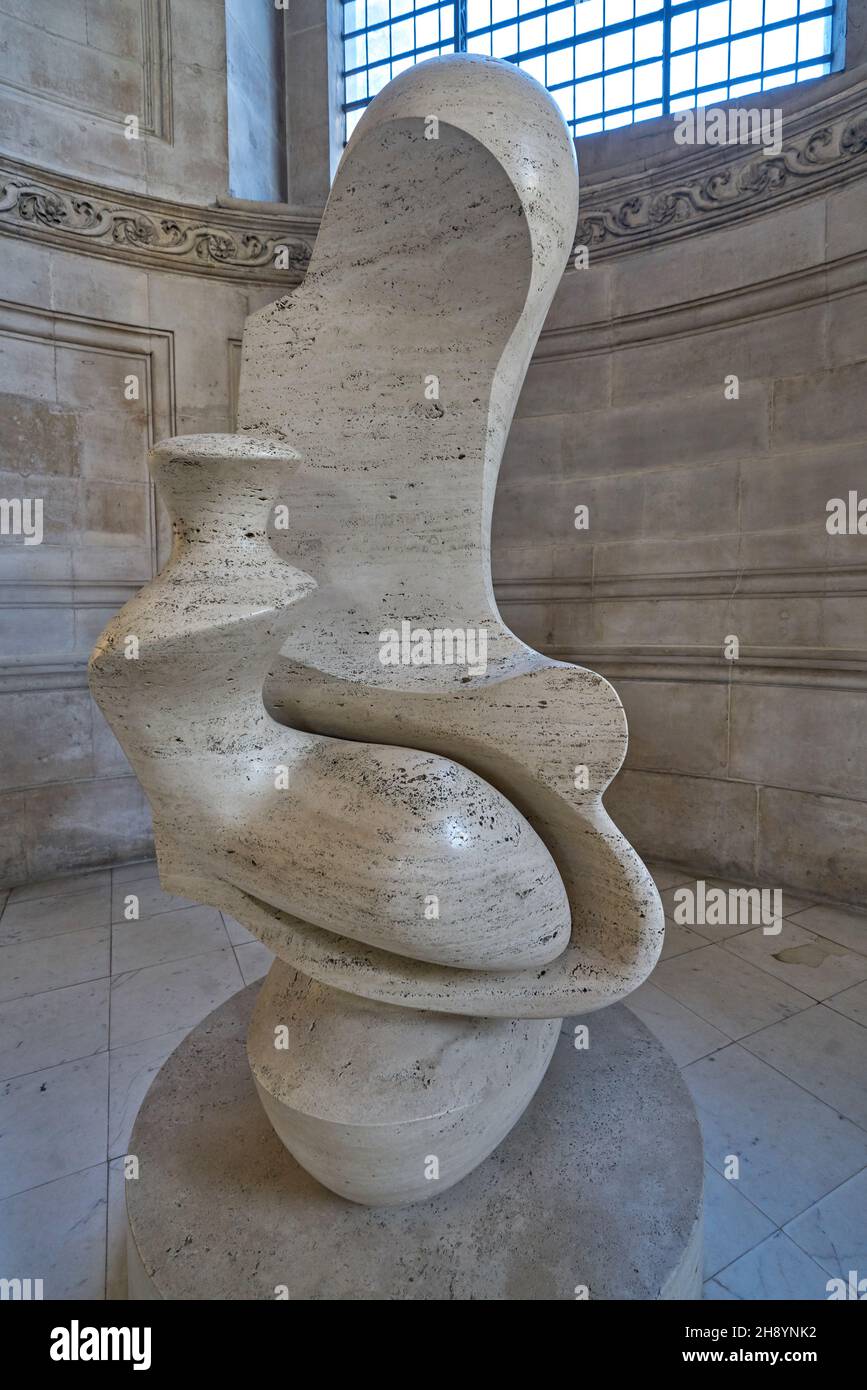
[90,55,664,1206]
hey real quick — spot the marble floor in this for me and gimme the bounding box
[1,859,866,1300]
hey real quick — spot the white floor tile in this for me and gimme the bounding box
[722,922,867,1001]
[707,1231,830,1300]
[0,886,111,947]
[235,939,274,985]
[0,1053,109,1199]
[111,861,159,886]
[826,978,867,1028]
[109,948,243,1048]
[625,980,729,1066]
[221,911,257,946]
[788,905,867,958]
[0,979,109,1080]
[702,1163,776,1279]
[660,923,708,960]
[111,877,199,925]
[683,1043,867,1224]
[108,1027,189,1158]
[784,1167,867,1279]
[106,1156,129,1300]
[110,904,229,974]
[742,1005,867,1132]
[646,863,694,891]
[652,944,813,1040]
[6,870,111,906]
[0,1164,107,1299]
[0,927,109,1004]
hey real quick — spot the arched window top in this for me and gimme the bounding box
[343,0,840,140]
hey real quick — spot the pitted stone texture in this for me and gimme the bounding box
[126,987,703,1300]
[248,962,559,1204]
[91,55,664,1206]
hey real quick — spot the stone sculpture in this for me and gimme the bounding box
[90,54,664,1208]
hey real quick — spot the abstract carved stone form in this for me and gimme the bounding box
[90,54,664,1207]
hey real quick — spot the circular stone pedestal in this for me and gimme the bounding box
[126,986,703,1301]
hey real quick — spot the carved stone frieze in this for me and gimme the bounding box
[577,81,867,254]
[0,159,316,283]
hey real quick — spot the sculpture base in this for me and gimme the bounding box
[126,986,704,1301]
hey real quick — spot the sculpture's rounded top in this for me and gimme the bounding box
[344,52,579,263]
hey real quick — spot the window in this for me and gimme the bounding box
[343,0,839,139]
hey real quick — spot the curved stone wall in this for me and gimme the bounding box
[0,0,316,884]
[1,0,864,901]
[494,9,867,904]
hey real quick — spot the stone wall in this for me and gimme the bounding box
[0,0,317,885]
[1,0,865,901]
[493,26,867,905]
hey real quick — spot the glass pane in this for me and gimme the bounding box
[670,9,697,49]
[391,17,414,51]
[670,50,697,92]
[730,32,762,76]
[634,57,662,99]
[520,53,547,79]
[635,18,663,57]
[575,75,603,114]
[547,45,574,83]
[697,40,728,85]
[343,0,840,140]
[552,83,576,120]
[575,36,604,73]
[606,28,633,65]
[547,5,575,40]
[730,0,763,31]
[765,0,797,20]
[492,21,519,52]
[698,1,730,43]
[416,10,439,43]
[604,67,632,107]
[368,26,390,61]
[605,0,634,24]
[520,14,547,47]
[797,15,831,59]
[344,1,365,34]
[345,34,366,67]
[467,0,491,30]
[766,23,797,65]
[575,0,604,34]
[763,65,796,87]
[574,115,605,134]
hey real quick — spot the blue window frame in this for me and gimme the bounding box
[343,0,838,139]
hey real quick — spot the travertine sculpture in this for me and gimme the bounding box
[90,54,664,1207]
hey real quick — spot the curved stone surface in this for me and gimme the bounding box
[127,987,703,1300]
[249,963,560,1204]
[90,54,665,1205]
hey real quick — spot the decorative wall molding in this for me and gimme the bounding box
[537,244,867,358]
[576,73,867,258]
[0,158,317,284]
[538,646,867,692]
[495,563,867,602]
